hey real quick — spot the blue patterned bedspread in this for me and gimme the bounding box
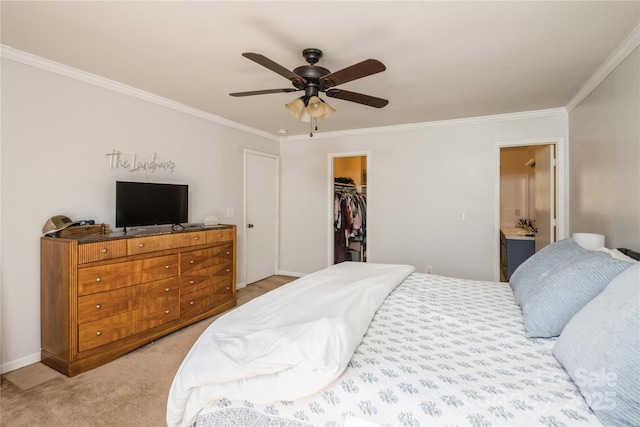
[196,272,600,427]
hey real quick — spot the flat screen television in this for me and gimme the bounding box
[115,181,188,229]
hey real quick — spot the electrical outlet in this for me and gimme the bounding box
[226,208,234,218]
[425,265,433,274]
[458,211,466,221]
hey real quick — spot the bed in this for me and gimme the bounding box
[167,239,640,427]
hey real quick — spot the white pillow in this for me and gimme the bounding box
[553,263,640,426]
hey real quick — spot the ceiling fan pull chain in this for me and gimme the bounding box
[310,119,314,137]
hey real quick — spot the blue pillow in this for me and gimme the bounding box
[521,249,633,338]
[553,263,640,427]
[510,238,587,305]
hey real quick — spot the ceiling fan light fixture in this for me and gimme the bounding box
[305,96,335,120]
[285,97,305,119]
[321,101,336,120]
[299,108,312,123]
[306,96,324,118]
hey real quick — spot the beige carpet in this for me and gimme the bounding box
[0,275,295,427]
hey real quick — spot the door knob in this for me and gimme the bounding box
[247,224,254,228]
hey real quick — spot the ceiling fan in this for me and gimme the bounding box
[230,48,388,135]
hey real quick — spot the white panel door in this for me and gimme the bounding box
[534,145,555,251]
[245,150,279,284]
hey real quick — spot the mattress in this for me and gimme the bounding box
[193,272,601,426]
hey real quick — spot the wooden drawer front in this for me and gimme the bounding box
[78,312,136,352]
[77,287,139,324]
[78,241,127,264]
[208,279,234,296]
[78,255,178,296]
[127,234,191,255]
[137,277,179,308]
[181,263,233,295]
[180,288,235,318]
[138,255,179,284]
[135,297,180,332]
[180,245,233,274]
[185,231,208,246]
[206,228,234,243]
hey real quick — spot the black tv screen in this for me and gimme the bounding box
[116,181,188,228]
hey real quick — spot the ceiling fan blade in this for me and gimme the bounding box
[320,59,386,89]
[324,89,389,108]
[242,53,306,85]
[230,88,300,97]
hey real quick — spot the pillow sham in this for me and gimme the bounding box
[553,263,640,427]
[521,249,633,338]
[510,238,587,305]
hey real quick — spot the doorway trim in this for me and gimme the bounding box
[328,151,371,267]
[243,148,280,288]
[494,137,566,281]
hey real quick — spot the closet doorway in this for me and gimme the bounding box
[330,153,369,265]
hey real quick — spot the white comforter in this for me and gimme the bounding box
[166,262,416,427]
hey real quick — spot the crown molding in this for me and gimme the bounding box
[279,108,568,142]
[566,25,640,113]
[0,45,280,142]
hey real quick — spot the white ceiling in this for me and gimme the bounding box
[2,1,639,137]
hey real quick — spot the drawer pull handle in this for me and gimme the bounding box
[139,243,145,248]
[218,234,222,237]
[194,236,199,241]
[165,265,170,269]
[226,269,230,273]
[96,304,101,309]
[165,287,170,292]
[101,248,108,253]
[190,301,194,305]
[96,277,101,282]
[189,280,194,284]
[226,251,230,255]
[165,310,170,314]
[226,286,230,290]
[190,260,195,264]
[96,331,102,336]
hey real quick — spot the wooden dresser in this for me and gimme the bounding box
[40,225,236,376]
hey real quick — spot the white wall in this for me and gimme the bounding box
[279,113,568,280]
[569,47,640,249]
[0,58,278,372]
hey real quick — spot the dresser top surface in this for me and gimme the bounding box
[42,224,234,244]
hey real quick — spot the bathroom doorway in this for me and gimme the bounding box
[330,153,369,265]
[495,138,565,281]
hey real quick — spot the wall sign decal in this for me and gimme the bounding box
[106,149,176,173]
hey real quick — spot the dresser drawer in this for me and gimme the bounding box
[78,240,127,264]
[127,234,186,255]
[77,286,139,324]
[180,245,233,274]
[180,288,235,318]
[181,263,232,294]
[137,277,179,307]
[78,311,136,352]
[135,297,180,332]
[184,231,208,246]
[206,228,234,243]
[78,255,178,295]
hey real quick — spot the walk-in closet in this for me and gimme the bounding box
[333,155,367,264]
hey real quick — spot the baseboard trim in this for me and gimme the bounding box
[277,270,305,278]
[1,352,41,374]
